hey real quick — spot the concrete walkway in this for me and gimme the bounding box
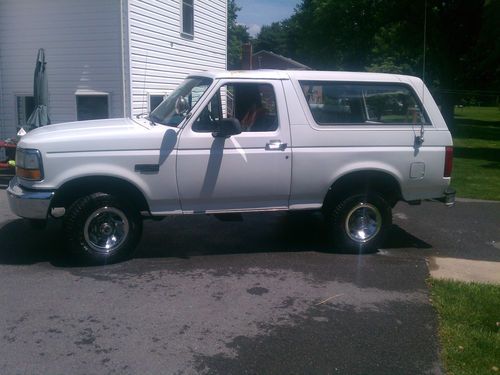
[429,257,500,284]
[431,200,500,285]
[391,199,500,285]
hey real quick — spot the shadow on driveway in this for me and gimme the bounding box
[0,211,432,267]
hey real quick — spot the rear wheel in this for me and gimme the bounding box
[326,192,391,253]
[63,193,142,264]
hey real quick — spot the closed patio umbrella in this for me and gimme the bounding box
[26,48,50,129]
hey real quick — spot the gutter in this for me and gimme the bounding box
[120,0,132,118]
[120,0,127,117]
[0,50,4,139]
[126,0,133,118]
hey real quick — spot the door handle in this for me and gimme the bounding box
[266,140,287,151]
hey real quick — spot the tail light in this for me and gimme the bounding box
[444,146,453,177]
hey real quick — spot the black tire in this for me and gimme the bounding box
[63,193,142,264]
[28,219,47,230]
[326,192,392,254]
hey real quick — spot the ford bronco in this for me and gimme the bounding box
[7,70,455,263]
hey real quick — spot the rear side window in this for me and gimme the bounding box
[299,81,430,125]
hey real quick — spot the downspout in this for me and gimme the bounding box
[0,51,4,139]
[224,0,228,70]
[126,0,134,117]
[120,0,128,117]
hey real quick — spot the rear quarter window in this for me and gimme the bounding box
[299,81,430,126]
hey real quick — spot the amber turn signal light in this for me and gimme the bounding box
[16,167,42,181]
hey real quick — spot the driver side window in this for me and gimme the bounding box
[192,83,278,133]
[192,88,222,132]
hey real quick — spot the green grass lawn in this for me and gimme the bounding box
[430,280,500,375]
[452,106,500,200]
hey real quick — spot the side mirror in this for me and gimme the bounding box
[212,118,242,138]
[175,96,189,115]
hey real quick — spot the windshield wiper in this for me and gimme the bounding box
[136,112,158,126]
[147,114,160,126]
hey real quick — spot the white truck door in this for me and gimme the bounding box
[176,80,292,213]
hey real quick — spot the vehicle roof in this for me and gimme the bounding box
[189,69,422,84]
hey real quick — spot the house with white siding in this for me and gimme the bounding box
[0,0,227,139]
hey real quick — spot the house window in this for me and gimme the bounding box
[16,95,35,125]
[149,95,164,111]
[181,0,194,37]
[76,95,109,121]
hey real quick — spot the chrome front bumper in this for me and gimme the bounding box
[6,177,54,219]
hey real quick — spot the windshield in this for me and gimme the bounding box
[149,77,212,126]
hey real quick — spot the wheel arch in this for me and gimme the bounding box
[323,169,402,211]
[51,176,150,213]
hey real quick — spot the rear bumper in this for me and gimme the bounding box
[6,177,55,219]
[434,187,456,207]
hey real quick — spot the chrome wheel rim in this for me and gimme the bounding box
[345,202,382,243]
[84,206,129,254]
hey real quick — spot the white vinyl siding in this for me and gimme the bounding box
[0,0,124,137]
[128,0,227,116]
[0,0,227,137]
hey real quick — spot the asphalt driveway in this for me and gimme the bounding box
[0,184,498,374]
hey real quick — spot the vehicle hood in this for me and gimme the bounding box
[18,118,174,153]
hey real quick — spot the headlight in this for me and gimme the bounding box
[16,148,44,181]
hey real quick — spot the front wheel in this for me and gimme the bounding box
[63,193,143,264]
[326,192,392,253]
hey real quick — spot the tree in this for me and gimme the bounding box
[227,0,250,70]
[257,0,495,130]
[282,0,385,70]
[458,0,500,92]
[366,1,426,75]
[250,0,497,127]
[253,22,289,56]
[426,0,486,126]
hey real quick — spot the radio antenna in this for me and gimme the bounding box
[416,0,428,148]
[422,0,427,102]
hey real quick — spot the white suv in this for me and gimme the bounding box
[7,70,455,263]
